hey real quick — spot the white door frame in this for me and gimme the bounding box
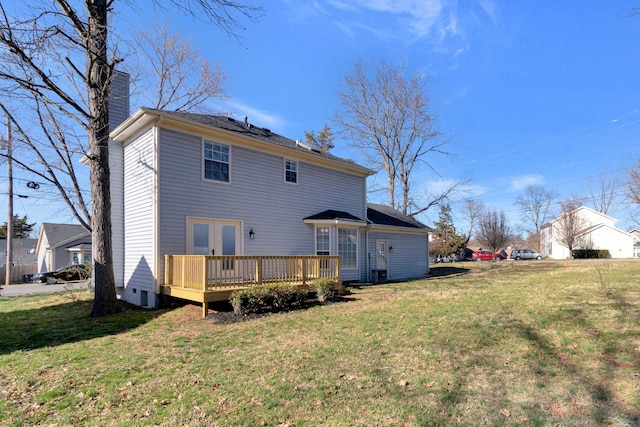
[376,239,388,271]
[186,217,243,256]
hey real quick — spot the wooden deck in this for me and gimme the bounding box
[161,255,340,317]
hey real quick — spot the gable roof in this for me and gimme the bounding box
[38,223,90,252]
[111,108,374,177]
[304,210,365,223]
[367,203,431,231]
[550,205,617,225]
[576,223,634,239]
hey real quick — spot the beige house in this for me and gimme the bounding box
[540,206,633,259]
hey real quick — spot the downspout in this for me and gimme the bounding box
[365,224,370,282]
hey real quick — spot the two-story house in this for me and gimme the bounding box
[109,108,431,309]
[540,206,633,259]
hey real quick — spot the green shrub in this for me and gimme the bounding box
[313,278,340,303]
[572,249,611,259]
[230,283,307,315]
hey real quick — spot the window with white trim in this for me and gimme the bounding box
[203,141,230,182]
[315,226,330,255]
[285,159,298,183]
[338,228,358,269]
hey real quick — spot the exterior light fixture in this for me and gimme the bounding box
[249,229,255,239]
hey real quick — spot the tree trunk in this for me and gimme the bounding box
[87,0,119,317]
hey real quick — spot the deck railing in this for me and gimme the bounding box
[163,255,340,291]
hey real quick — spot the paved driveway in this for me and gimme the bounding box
[0,280,92,297]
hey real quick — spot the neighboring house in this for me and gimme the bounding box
[540,206,633,259]
[35,223,92,272]
[0,238,37,267]
[629,228,640,258]
[109,108,431,309]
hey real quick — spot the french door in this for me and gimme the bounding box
[188,218,242,262]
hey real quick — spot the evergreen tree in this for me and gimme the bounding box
[430,204,466,257]
[0,215,35,238]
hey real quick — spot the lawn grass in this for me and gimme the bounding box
[1,260,639,426]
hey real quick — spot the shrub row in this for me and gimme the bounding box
[230,279,341,315]
[572,249,611,259]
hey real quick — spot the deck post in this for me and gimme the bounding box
[202,256,208,291]
[302,257,307,285]
[202,301,208,318]
[255,257,263,285]
[164,255,171,285]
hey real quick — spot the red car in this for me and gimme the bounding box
[472,250,504,261]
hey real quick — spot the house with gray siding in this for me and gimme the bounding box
[35,223,91,272]
[109,108,431,308]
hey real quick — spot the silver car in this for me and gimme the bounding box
[510,249,543,260]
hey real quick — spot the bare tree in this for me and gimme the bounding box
[0,1,260,317]
[586,173,618,215]
[334,59,463,216]
[0,97,92,230]
[476,209,512,258]
[625,159,640,205]
[554,199,587,257]
[461,199,484,246]
[515,185,555,251]
[131,22,228,112]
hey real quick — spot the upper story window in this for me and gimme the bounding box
[204,141,230,182]
[285,159,298,183]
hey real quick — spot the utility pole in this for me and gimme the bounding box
[3,115,12,288]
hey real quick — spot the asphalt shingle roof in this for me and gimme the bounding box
[143,109,364,171]
[304,210,365,222]
[366,203,431,230]
[41,223,90,247]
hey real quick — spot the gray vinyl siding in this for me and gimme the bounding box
[121,129,156,306]
[155,128,367,281]
[109,139,124,288]
[108,71,130,131]
[366,230,429,281]
[109,71,129,290]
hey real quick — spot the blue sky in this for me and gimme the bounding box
[3,0,640,234]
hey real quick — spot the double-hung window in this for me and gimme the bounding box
[285,159,298,183]
[203,141,230,182]
[315,227,330,256]
[338,228,357,269]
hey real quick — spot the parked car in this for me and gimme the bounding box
[32,264,90,284]
[472,250,505,261]
[434,254,452,263]
[510,249,543,260]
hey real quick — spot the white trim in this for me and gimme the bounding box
[314,226,331,256]
[202,139,232,184]
[338,226,359,271]
[284,158,299,185]
[375,239,389,272]
[153,126,160,295]
[304,218,367,227]
[186,217,245,256]
[110,108,374,178]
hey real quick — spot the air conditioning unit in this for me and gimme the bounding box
[371,269,387,284]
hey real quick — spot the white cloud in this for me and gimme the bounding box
[223,100,288,132]
[478,0,498,26]
[510,174,545,192]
